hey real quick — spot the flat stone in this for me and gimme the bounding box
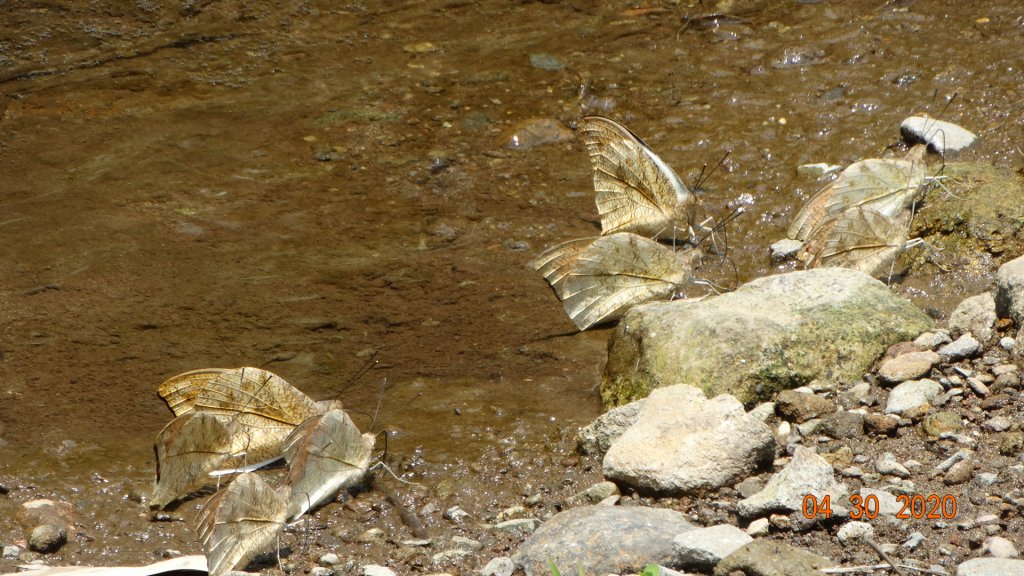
[603,385,775,495]
[736,447,848,519]
[901,115,977,153]
[878,351,940,384]
[775,390,834,423]
[513,506,693,576]
[713,540,833,576]
[939,334,982,361]
[770,238,804,261]
[363,565,397,576]
[885,379,944,415]
[957,557,1024,576]
[672,524,752,570]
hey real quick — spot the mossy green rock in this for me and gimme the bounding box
[921,411,963,437]
[601,268,933,407]
[913,161,1024,262]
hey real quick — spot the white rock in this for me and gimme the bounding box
[984,536,1020,559]
[949,293,997,343]
[746,518,770,536]
[838,521,874,544]
[736,446,848,519]
[885,379,944,414]
[957,557,1024,576]
[672,524,753,570]
[770,238,804,261]
[363,565,398,576]
[859,488,902,516]
[876,452,911,478]
[915,331,953,349]
[603,385,775,494]
[996,255,1024,327]
[901,115,977,153]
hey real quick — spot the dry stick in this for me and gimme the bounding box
[822,565,946,575]
[864,538,907,576]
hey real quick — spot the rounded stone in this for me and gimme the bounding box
[29,524,67,553]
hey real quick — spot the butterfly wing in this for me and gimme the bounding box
[579,116,693,240]
[192,367,322,425]
[197,472,288,576]
[152,412,240,508]
[801,207,911,277]
[789,147,928,242]
[158,368,232,417]
[534,233,695,330]
[283,408,375,522]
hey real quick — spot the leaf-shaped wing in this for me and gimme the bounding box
[158,368,232,417]
[801,207,911,277]
[193,367,321,425]
[282,408,375,522]
[788,146,927,242]
[533,233,695,330]
[152,412,239,509]
[197,472,288,576]
[579,116,693,240]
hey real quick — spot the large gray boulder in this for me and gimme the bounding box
[602,269,932,406]
[512,506,693,576]
[603,385,774,495]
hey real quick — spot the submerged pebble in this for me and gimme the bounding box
[528,53,564,70]
[500,118,574,150]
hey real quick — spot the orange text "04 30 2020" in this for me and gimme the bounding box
[801,494,958,520]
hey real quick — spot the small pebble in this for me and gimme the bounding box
[481,557,515,576]
[2,545,20,559]
[876,452,911,478]
[838,521,874,544]
[746,517,770,536]
[903,532,926,550]
[363,565,397,576]
[444,506,469,523]
[983,536,1019,558]
[944,460,974,485]
[1000,337,1016,350]
[320,553,342,566]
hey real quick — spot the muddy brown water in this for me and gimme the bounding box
[1,0,1023,572]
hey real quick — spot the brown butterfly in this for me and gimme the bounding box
[196,472,289,576]
[532,232,699,330]
[282,408,376,522]
[579,116,698,242]
[153,367,324,508]
[788,144,928,243]
[799,206,917,278]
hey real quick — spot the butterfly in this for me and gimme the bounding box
[282,408,376,522]
[578,116,698,243]
[799,206,919,278]
[531,232,699,330]
[153,367,325,508]
[788,144,928,244]
[196,472,289,576]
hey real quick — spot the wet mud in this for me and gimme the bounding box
[2,0,1023,572]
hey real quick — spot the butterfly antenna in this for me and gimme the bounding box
[369,377,388,432]
[695,206,745,249]
[334,350,381,401]
[692,150,731,193]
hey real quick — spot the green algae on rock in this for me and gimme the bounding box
[601,268,933,407]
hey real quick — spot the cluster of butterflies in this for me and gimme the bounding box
[532,115,940,331]
[152,367,376,576]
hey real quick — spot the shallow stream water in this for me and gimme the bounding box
[2,0,1023,571]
